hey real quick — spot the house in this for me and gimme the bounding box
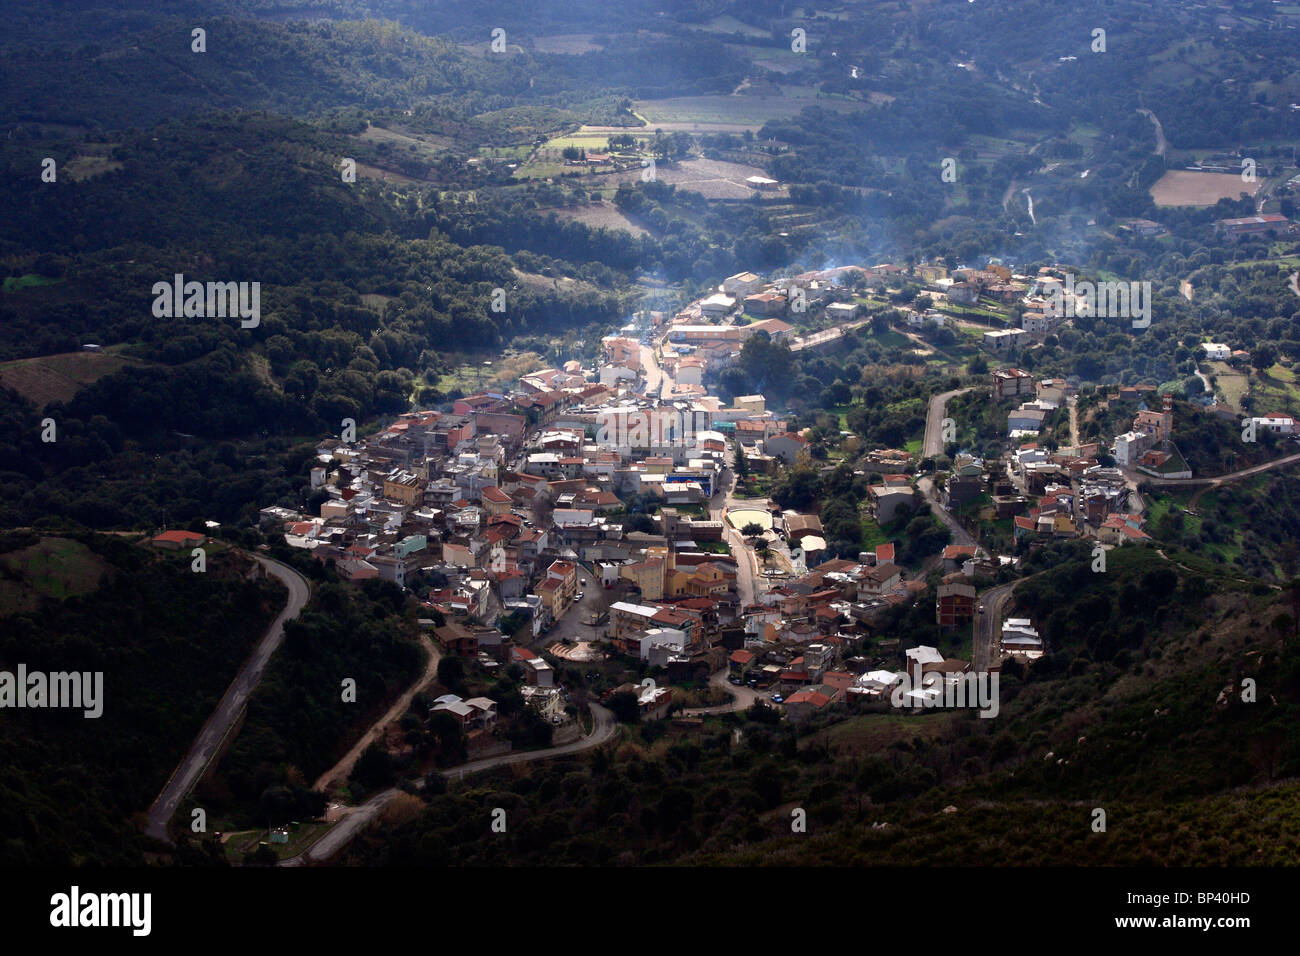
[868,485,915,524]
[743,294,788,319]
[1216,213,1291,239]
[480,485,513,515]
[936,581,976,628]
[700,293,737,317]
[991,368,1035,400]
[722,272,765,298]
[1113,430,1154,467]
[766,432,810,466]
[434,621,478,657]
[151,530,205,550]
[1008,405,1049,434]
[783,688,836,723]
[1249,413,1296,435]
[746,317,795,342]
[983,328,1027,354]
[858,562,902,598]
[825,301,860,323]
[942,545,977,574]
[512,647,555,687]
[536,559,578,621]
[729,648,755,676]
[1001,618,1043,660]
[1201,343,1231,361]
[382,470,425,505]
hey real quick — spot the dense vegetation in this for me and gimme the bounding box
[0,534,282,865]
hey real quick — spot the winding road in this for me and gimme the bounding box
[1122,450,1300,489]
[281,702,617,866]
[312,633,443,797]
[680,666,766,716]
[145,553,311,843]
[919,386,979,549]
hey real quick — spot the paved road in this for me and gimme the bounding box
[313,633,443,797]
[710,463,765,609]
[1123,450,1300,488]
[681,666,767,716]
[917,475,979,549]
[145,553,311,843]
[918,386,981,548]
[790,318,870,352]
[281,702,617,866]
[923,386,974,457]
[973,581,1016,671]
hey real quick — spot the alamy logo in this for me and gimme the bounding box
[1046,273,1151,329]
[595,407,708,450]
[50,886,150,936]
[151,273,261,328]
[0,665,103,718]
[890,659,999,718]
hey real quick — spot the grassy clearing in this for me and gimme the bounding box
[438,351,547,394]
[635,93,863,130]
[2,274,63,292]
[0,537,111,616]
[1205,360,1250,411]
[64,155,124,181]
[1248,367,1300,415]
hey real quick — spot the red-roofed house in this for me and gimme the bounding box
[480,486,512,515]
[729,649,755,675]
[152,530,206,550]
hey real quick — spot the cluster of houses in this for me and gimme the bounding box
[236,263,1090,738]
[938,370,1164,549]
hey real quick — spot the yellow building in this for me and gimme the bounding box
[382,470,425,505]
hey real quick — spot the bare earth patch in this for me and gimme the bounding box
[1150,170,1259,207]
[0,350,141,407]
[549,204,651,236]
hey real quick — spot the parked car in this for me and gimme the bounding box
[771,694,784,704]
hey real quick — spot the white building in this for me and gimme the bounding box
[1113,430,1151,467]
[721,272,764,298]
[1001,618,1043,660]
[1201,343,1231,361]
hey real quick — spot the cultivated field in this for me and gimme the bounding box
[1150,170,1260,207]
[531,34,604,54]
[574,156,787,199]
[1207,360,1250,411]
[0,350,141,407]
[550,203,651,236]
[633,91,867,131]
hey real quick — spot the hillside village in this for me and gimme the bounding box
[225,253,1299,748]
